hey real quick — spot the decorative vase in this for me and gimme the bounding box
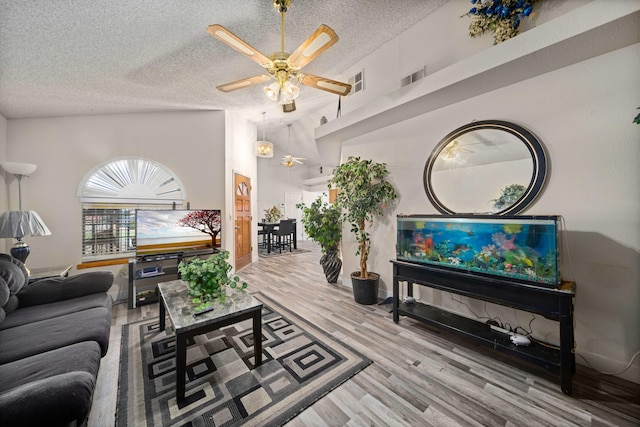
[319,250,342,283]
[350,271,379,305]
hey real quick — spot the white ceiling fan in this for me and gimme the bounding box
[281,124,306,168]
[282,154,306,168]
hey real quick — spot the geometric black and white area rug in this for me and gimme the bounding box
[116,292,372,426]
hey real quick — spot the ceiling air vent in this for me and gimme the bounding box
[401,66,427,87]
[347,70,364,96]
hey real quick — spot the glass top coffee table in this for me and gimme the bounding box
[157,280,263,403]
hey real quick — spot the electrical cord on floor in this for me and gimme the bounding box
[574,350,640,376]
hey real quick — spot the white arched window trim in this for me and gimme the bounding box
[77,157,187,262]
[77,157,186,204]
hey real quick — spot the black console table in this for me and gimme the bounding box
[391,260,576,395]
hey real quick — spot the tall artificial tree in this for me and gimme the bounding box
[330,156,397,279]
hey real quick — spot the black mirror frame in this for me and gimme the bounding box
[423,120,547,215]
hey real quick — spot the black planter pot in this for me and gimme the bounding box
[319,251,342,283]
[350,271,379,305]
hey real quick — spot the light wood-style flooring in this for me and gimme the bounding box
[89,241,640,426]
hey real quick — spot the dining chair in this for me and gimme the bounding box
[274,219,294,253]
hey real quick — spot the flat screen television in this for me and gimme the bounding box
[135,209,221,257]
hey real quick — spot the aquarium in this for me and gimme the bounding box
[396,215,561,287]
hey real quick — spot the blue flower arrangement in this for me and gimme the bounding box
[465,0,539,44]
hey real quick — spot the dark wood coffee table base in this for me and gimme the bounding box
[159,290,262,403]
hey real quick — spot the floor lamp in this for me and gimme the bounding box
[0,162,51,264]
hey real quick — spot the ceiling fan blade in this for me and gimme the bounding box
[216,75,270,92]
[207,24,273,68]
[287,25,338,70]
[299,74,351,96]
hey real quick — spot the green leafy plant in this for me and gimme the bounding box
[330,156,397,279]
[263,205,283,223]
[296,195,342,253]
[178,250,247,309]
[634,108,640,125]
[491,183,526,211]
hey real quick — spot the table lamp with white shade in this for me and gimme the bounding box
[0,162,51,263]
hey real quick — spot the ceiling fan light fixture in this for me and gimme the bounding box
[264,82,280,101]
[283,80,300,100]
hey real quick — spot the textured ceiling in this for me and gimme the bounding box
[0,0,447,128]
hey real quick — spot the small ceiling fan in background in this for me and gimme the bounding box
[207,0,352,112]
[282,124,306,168]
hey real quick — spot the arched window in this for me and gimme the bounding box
[77,158,186,262]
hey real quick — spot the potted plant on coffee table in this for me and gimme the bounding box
[178,250,247,311]
[296,195,342,283]
[330,156,397,304]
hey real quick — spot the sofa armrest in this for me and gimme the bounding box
[17,271,114,308]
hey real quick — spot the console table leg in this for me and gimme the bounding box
[393,277,399,323]
[559,299,574,395]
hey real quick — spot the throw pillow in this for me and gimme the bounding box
[0,254,28,295]
[0,255,28,320]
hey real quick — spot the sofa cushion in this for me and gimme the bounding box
[2,295,18,316]
[0,341,101,427]
[17,271,114,307]
[0,255,28,324]
[0,306,111,364]
[0,292,112,331]
[0,340,101,394]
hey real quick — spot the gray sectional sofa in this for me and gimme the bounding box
[0,254,113,427]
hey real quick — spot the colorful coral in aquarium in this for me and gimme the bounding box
[464,0,539,44]
[397,216,560,286]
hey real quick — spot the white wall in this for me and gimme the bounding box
[5,111,227,271]
[339,0,586,117]
[339,43,640,382]
[256,158,307,221]
[0,113,7,254]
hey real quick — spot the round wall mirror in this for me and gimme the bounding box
[423,120,547,215]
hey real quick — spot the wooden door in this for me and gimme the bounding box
[234,173,252,270]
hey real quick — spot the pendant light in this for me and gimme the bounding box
[256,112,274,158]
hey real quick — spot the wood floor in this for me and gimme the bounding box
[89,241,640,426]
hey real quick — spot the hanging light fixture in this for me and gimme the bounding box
[281,123,306,168]
[256,112,274,158]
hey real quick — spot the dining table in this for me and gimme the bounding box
[258,220,297,253]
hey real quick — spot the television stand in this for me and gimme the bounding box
[391,260,576,395]
[128,248,216,309]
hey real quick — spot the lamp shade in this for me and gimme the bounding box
[0,162,37,176]
[256,140,274,158]
[0,211,52,239]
